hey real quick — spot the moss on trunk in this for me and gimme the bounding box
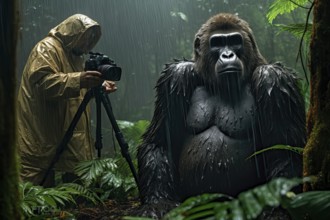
[304,0,330,191]
[0,0,22,219]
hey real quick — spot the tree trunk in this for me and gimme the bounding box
[0,0,22,219]
[304,0,330,191]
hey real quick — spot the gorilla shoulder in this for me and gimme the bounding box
[157,59,198,96]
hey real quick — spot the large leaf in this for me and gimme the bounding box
[125,178,330,219]
[285,191,330,220]
[267,0,310,23]
[163,178,308,220]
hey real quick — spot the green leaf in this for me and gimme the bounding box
[275,23,312,42]
[238,191,263,219]
[185,210,214,220]
[286,191,330,220]
[20,182,81,217]
[21,202,34,216]
[185,202,218,217]
[214,202,230,220]
[60,183,102,204]
[74,158,118,185]
[117,120,150,154]
[42,195,57,207]
[101,172,123,188]
[229,200,244,220]
[252,185,279,207]
[163,178,308,219]
[164,194,229,220]
[267,0,309,23]
[247,145,303,160]
[267,177,302,200]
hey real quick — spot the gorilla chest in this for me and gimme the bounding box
[180,86,259,196]
[186,86,256,138]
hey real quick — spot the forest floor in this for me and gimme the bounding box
[69,198,141,220]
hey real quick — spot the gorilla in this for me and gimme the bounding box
[137,13,306,217]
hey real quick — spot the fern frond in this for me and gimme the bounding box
[20,181,102,217]
[100,172,123,188]
[267,0,310,23]
[74,158,118,186]
[58,183,102,205]
[20,182,76,217]
[275,23,312,42]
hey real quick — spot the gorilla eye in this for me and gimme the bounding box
[209,35,226,48]
[209,33,244,55]
[230,34,243,47]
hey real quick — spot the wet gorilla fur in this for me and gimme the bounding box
[137,13,306,218]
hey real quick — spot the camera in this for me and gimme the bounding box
[85,52,122,81]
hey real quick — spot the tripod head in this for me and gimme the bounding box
[85,52,122,81]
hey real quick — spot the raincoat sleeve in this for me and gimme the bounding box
[27,40,81,99]
[138,60,197,206]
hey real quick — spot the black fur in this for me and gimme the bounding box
[137,13,306,218]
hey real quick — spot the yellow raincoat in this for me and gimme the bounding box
[17,14,101,184]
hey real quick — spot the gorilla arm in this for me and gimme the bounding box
[252,62,306,180]
[137,60,197,214]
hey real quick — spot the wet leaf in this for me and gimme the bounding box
[286,191,330,220]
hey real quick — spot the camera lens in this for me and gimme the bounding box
[98,65,122,81]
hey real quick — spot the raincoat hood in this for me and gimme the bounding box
[49,14,101,53]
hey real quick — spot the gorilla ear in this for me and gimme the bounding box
[194,37,202,57]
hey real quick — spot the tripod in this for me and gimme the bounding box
[40,86,139,187]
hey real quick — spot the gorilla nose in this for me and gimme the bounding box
[220,50,236,62]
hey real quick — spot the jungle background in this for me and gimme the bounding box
[1,0,330,219]
[17,0,309,128]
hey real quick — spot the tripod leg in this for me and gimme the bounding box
[40,89,94,186]
[99,92,139,187]
[95,92,103,158]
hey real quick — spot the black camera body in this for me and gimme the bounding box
[85,52,122,81]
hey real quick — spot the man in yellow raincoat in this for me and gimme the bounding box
[17,14,117,187]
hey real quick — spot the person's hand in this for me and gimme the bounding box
[102,80,117,93]
[80,71,104,89]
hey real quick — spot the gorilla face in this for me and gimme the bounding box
[209,32,244,80]
[200,30,247,97]
[193,13,267,93]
